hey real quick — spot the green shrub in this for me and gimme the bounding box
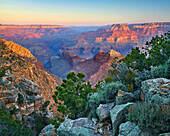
[88,82,128,118]
[33,113,47,135]
[0,67,6,81]
[165,57,170,79]
[0,109,34,136]
[127,102,170,135]
[135,58,170,89]
[108,60,139,91]
[0,80,5,86]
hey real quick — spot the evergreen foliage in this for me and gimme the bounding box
[121,47,147,71]
[135,57,170,89]
[52,72,94,129]
[107,59,139,91]
[127,102,170,135]
[33,113,47,135]
[0,109,34,136]
[121,31,170,71]
[88,82,128,118]
[9,105,20,115]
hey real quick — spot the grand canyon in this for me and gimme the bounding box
[1,0,170,134]
[0,22,169,83]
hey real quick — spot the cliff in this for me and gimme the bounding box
[47,50,124,86]
[0,39,59,104]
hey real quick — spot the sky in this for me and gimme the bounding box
[0,0,170,26]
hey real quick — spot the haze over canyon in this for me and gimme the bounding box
[0,22,169,84]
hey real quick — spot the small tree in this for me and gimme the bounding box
[107,58,139,91]
[52,72,94,127]
[145,31,170,67]
[121,47,147,71]
[121,31,170,71]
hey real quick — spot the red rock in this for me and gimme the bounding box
[0,39,60,105]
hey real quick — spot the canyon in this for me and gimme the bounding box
[47,49,124,86]
[0,22,169,83]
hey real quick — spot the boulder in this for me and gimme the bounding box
[0,88,18,103]
[57,118,97,136]
[110,102,134,136]
[39,124,56,136]
[57,118,113,136]
[141,78,170,104]
[19,78,42,95]
[96,102,115,121]
[118,121,150,136]
[116,90,135,105]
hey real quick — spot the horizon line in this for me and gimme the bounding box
[0,21,170,27]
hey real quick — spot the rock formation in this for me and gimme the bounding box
[0,74,43,115]
[110,103,135,136]
[96,102,115,121]
[48,49,124,86]
[118,121,150,136]
[141,78,170,104]
[0,39,59,105]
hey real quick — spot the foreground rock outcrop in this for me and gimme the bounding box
[118,121,150,136]
[57,118,113,136]
[141,78,170,104]
[39,124,56,136]
[110,103,135,136]
[116,90,136,105]
[96,102,115,121]
[48,77,170,136]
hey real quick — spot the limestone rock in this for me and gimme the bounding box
[110,102,134,136]
[141,78,170,104]
[57,118,113,136]
[0,79,18,104]
[20,78,42,95]
[96,102,115,121]
[0,74,43,115]
[118,121,150,136]
[116,90,136,105]
[57,118,97,136]
[39,124,56,136]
